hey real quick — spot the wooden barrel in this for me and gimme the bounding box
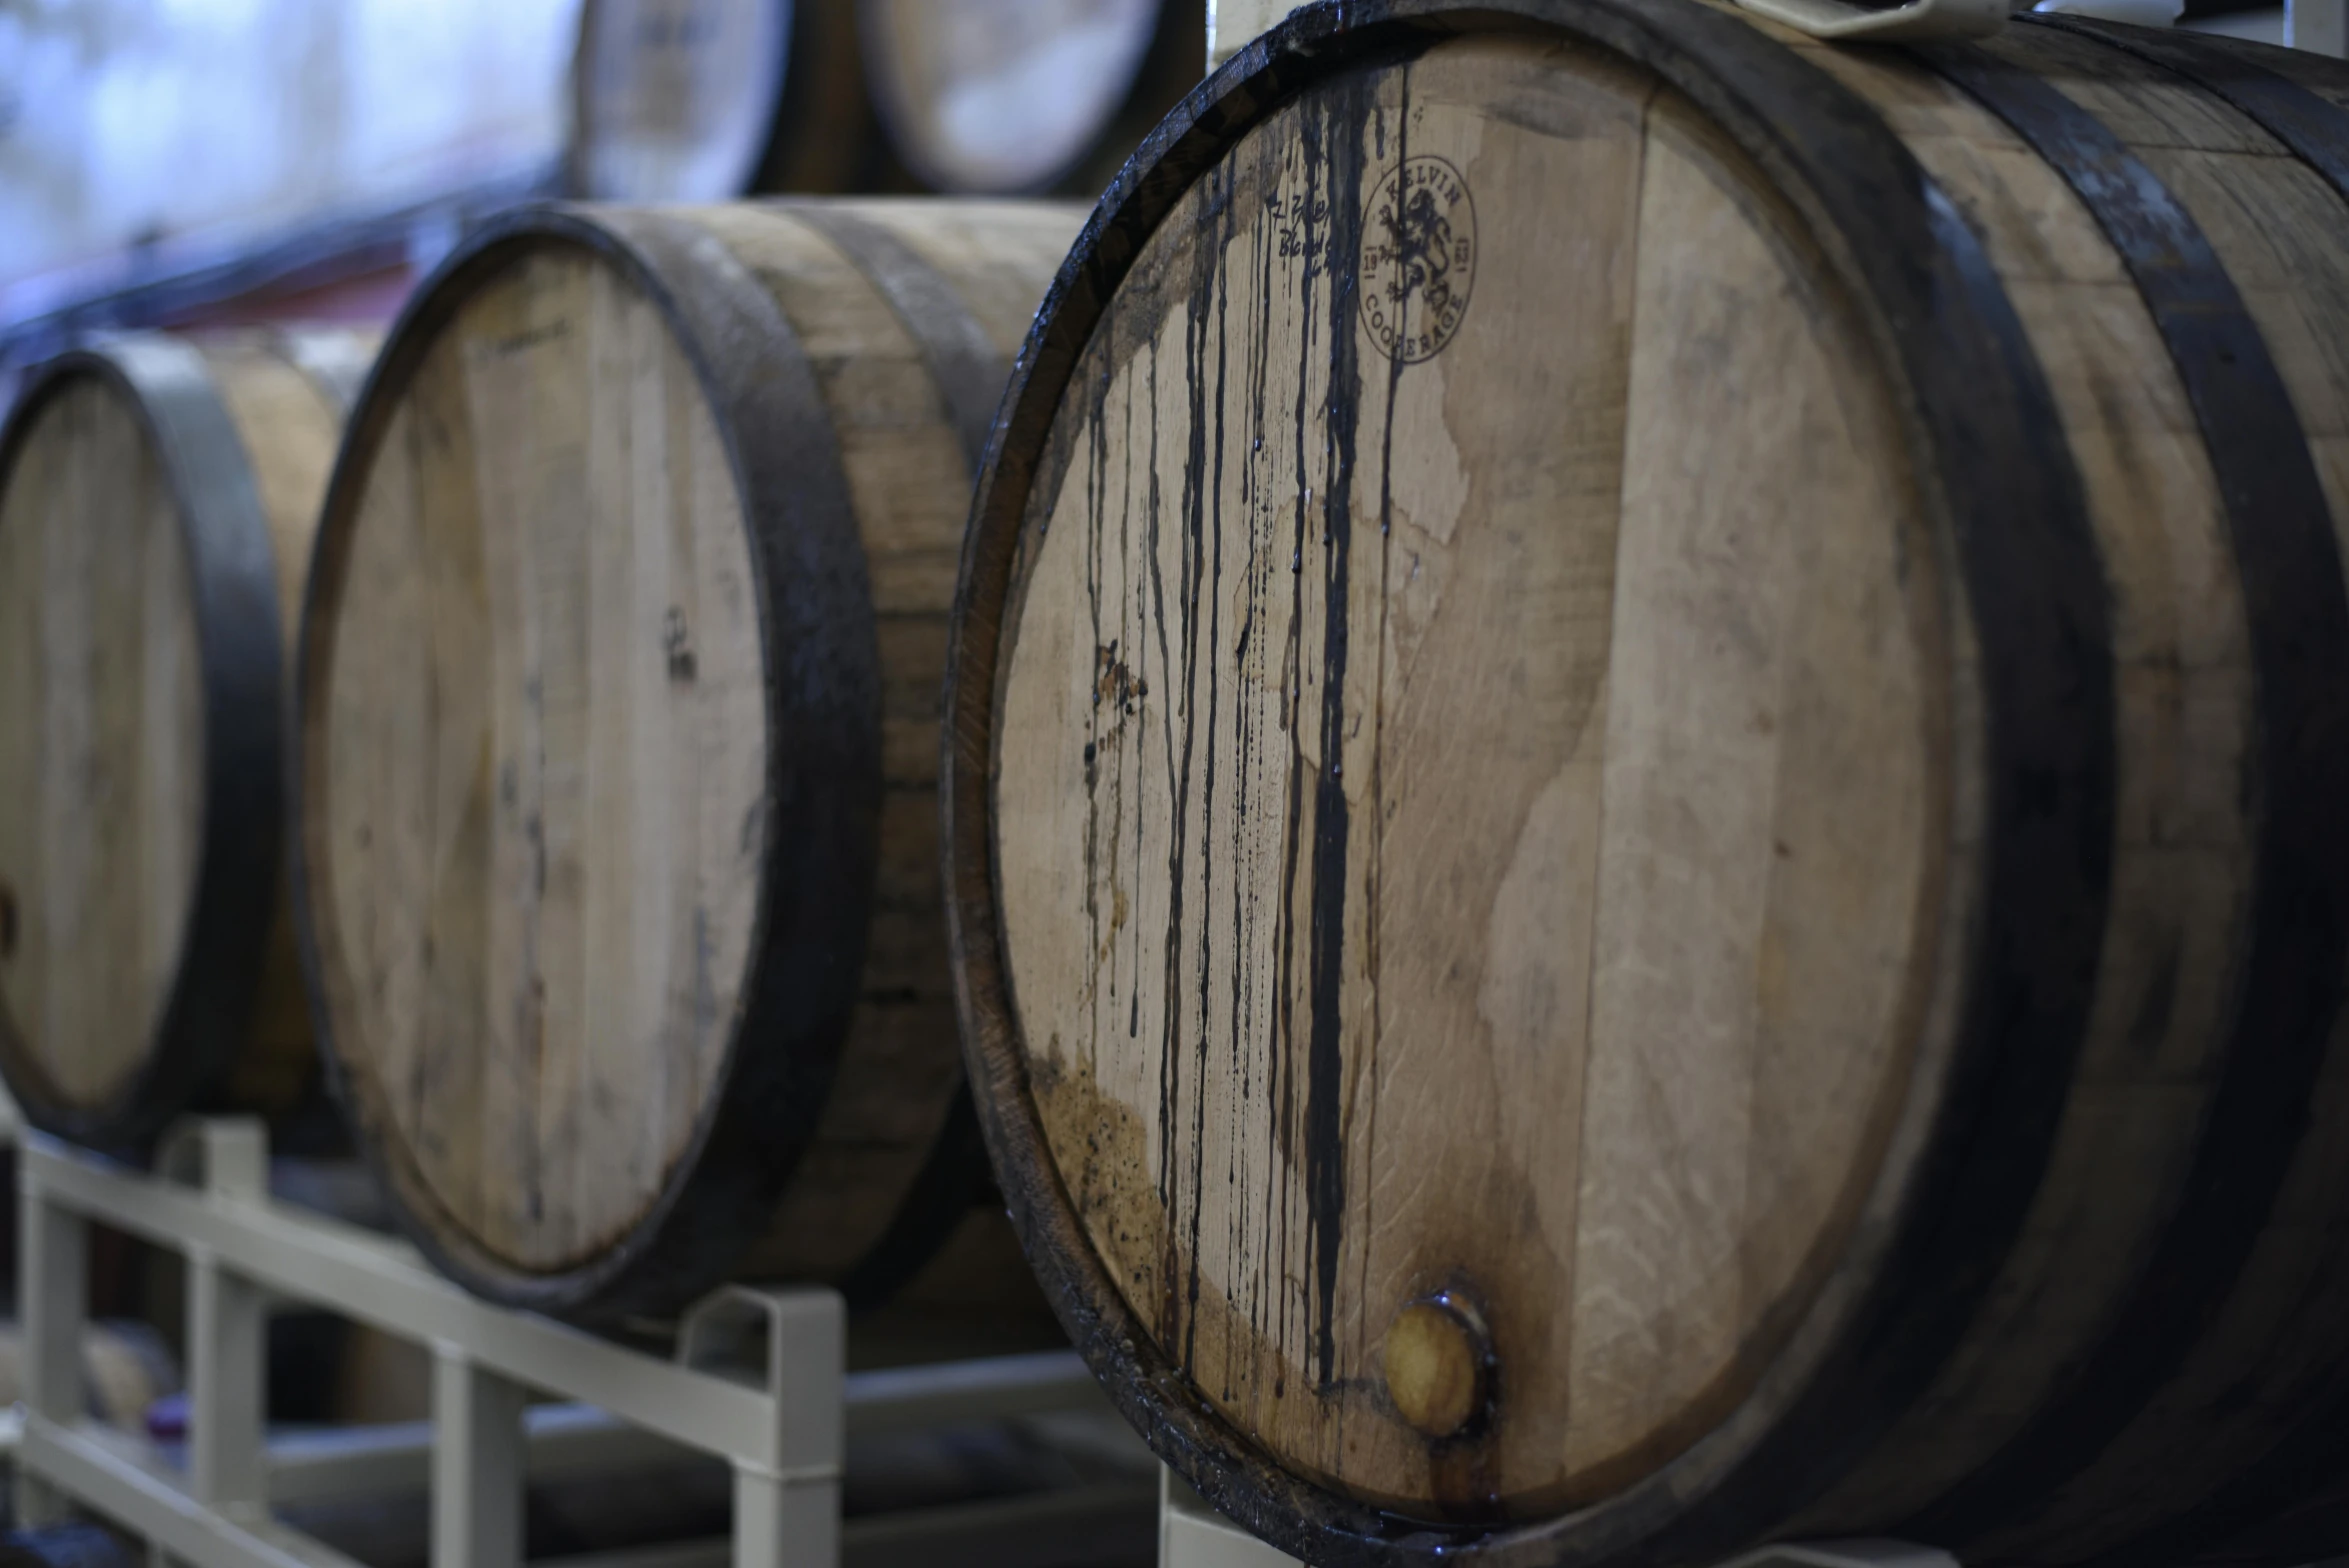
[573,0,912,198]
[943,7,2349,1565]
[571,0,793,200]
[859,0,1205,193]
[0,329,376,1154]
[294,199,1085,1322]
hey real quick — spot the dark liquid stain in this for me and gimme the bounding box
[485,320,571,359]
[662,606,698,683]
[0,880,16,960]
[1272,115,1320,1391]
[1179,159,1235,1369]
[1305,74,1371,1396]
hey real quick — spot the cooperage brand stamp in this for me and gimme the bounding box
[1360,155,1476,364]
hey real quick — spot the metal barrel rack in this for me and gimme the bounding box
[13,1118,1148,1568]
[1154,1477,1964,1568]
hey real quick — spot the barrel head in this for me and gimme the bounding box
[0,371,205,1121]
[973,27,1956,1528]
[300,236,778,1285]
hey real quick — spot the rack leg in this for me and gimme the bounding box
[2288,0,2349,55]
[734,1462,840,1568]
[17,1167,87,1526]
[432,1348,528,1568]
[1160,1469,1300,1568]
[187,1248,267,1513]
[680,1285,845,1567]
[185,1118,269,1516]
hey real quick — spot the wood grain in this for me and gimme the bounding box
[0,331,373,1147]
[301,201,1084,1317]
[991,33,1944,1518]
[313,244,770,1271]
[946,4,2349,1563]
[0,373,202,1113]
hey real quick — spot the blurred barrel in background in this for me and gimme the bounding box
[570,0,794,200]
[943,5,2349,1566]
[295,199,1083,1324]
[572,0,911,199]
[860,0,1205,193]
[0,329,377,1153]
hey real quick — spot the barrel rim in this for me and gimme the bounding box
[0,335,287,1157]
[290,202,881,1321]
[940,2,2112,1562]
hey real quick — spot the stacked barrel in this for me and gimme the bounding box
[573,0,1206,200]
[293,200,1082,1319]
[0,331,374,1152]
[939,5,2349,1567]
[9,3,2349,1566]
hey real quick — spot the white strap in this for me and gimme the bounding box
[1730,0,2013,40]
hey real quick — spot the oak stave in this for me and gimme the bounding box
[0,329,376,1154]
[942,7,2349,1567]
[295,198,1084,1323]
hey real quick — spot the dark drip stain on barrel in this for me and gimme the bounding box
[1305,71,1372,1397]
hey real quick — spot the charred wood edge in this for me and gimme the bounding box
[288,202,881,1325]
[0,335,283,1159]
[785,202,1014,1309]
[939,2,2109,1565]
[1901,27,2349,1561]
[1071,0,1216,200]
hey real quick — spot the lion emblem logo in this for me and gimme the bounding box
[1359,156,1477,364]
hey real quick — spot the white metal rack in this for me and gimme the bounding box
[13,1119,1145,1568]
[1156,1474,1962,1568]
[1157,1472,1300,1568]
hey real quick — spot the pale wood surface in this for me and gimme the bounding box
[975,8,2349,1537]
[1763,22,2259,1541]
[201,336,363,634]
[1780,20,2349,1559]
[206,333,381,1113]
[695,200,1088,1281]
[991,35,1955,1516]
[0,372,204,1110]
[305,202,1082,1288]
[0,332,367,1125]
[312,246,772,1271]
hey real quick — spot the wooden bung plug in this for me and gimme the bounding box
[1383,1296,1491,1441]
